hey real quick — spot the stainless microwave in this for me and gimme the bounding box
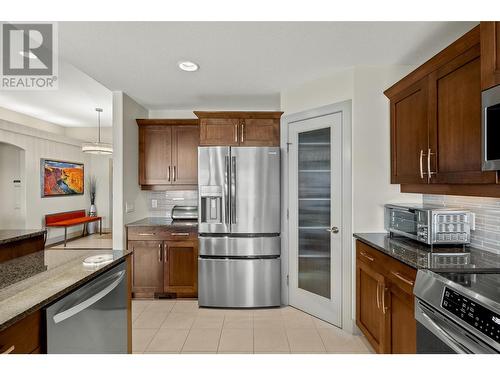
[482,84,500,170]
[384,204,475,245]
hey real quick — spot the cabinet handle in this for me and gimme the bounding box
[382,286,388,314]
[234,123,238,143]
[391,271,414,286]
[376,282,381,309]
[1,345,15,354]
[171,233,189,236]
[360,251,374,262]
[419,150,424,179]
[158,243,162,262]
[240,121,245,143]
[138,233,155,236]
[427,148,436,178]
[173,166,176,182]
[164,246,168,263]
[168,166,171,182]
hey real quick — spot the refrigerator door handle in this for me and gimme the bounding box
[224,155,230,224]
[231,156,237,224]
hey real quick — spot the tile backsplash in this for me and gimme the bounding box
[424,195,500,254]
[148,190,198,218]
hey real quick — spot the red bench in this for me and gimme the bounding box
[45,210,102,247]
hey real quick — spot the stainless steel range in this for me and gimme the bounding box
[197,146,281,308]
[414,269,500,353]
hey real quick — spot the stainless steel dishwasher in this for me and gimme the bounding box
[45,260,127,353]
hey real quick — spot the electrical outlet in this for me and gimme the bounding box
[125,202,135,213]
[151,199,158,208]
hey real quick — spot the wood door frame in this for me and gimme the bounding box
[280,100,353,333]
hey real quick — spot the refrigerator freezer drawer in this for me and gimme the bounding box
[199,236,280,257]
[198,258,281,308]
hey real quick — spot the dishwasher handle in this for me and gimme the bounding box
[52,270,126,324]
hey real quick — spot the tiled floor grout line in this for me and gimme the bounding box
[215,315,225,353]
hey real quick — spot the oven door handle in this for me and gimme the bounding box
[416,301,472,354]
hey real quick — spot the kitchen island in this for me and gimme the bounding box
[0,248,132,353]
[0,229,46,263]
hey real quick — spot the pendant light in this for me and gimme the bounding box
[82,108,113,155]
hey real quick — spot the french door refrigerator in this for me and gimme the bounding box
[198,146,281,307]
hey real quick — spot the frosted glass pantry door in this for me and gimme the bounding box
[288,112,342,327]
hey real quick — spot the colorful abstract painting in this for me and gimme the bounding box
[41,159,84,197]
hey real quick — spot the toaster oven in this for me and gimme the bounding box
[384,204,475,245]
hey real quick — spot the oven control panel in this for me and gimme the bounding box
[442,287,500,344]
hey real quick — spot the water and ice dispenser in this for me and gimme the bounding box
[199,185,223,224]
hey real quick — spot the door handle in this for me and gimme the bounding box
[173,166,176,182]
[240,120,245,143]
[427,148,436,178]
[158,243,162,262]
[137,233,155,236]
[325,226,339,233]
[171,233,190,236]
[376,282,381,309]
[168,166,171,182]
[382,286,388,314]
[419,149,427,179]
[53,270,126,324]
[224,155,230,225]
[234,123,238,143]
[231,156,237,224]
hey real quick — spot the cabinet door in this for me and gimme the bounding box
[429,46,497,184]
[356,259,389,354]
[240,118,280,146]
[481,22,500,90]
[129,240,164,298]
[389,77,429,184]
[139,126,172,185]
[388,284,416,354]
[164,240,198,298]
[172,125,199,185]
[199,118,239,146]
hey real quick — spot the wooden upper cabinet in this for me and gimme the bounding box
[172,125,199,185]
[139,126,172,185]
[385,25,499,193]
[199,118,239,146]
[389,77,429,184]
[429,46,497,184]
[195,111,282,146]
[137,119,199,189]
[480,22,500,90]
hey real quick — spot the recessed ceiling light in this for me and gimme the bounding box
[19,51,37,59]
[178,61,199,72]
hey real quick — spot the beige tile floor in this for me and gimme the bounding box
[132,299,374,354]
[49,233,113,249]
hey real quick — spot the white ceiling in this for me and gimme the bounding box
[58,21,478,111]
[0,21,478,127]
[0,60,113,127]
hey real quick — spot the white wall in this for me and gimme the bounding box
[0,117,113,242]
[281,65,422,233]
[0,143,25,229]
[65,127,113,143]
[113,92,149,250]
[148,110,197,119]
[0,106,66,135]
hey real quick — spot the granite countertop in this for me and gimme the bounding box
[354,232,500,271]
[0,248,132,332]
[0,229,47,245]
[126,217,198,228]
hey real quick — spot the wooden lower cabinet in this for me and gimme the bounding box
[164,240,198,298]
[130,240,164,298]
[356,240,417,354]
[0,311,42,354]
[130,237,198,298]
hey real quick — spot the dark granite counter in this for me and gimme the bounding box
[0,248,132,331]
[354,233,500,271]
[0,229,46,245]
[126,217,198,229]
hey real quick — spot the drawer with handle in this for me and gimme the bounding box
[127,227,170,240]
[356,241,386,267]
[0,311,41,354]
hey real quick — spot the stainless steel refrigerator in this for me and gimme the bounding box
[198,146,281,308]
